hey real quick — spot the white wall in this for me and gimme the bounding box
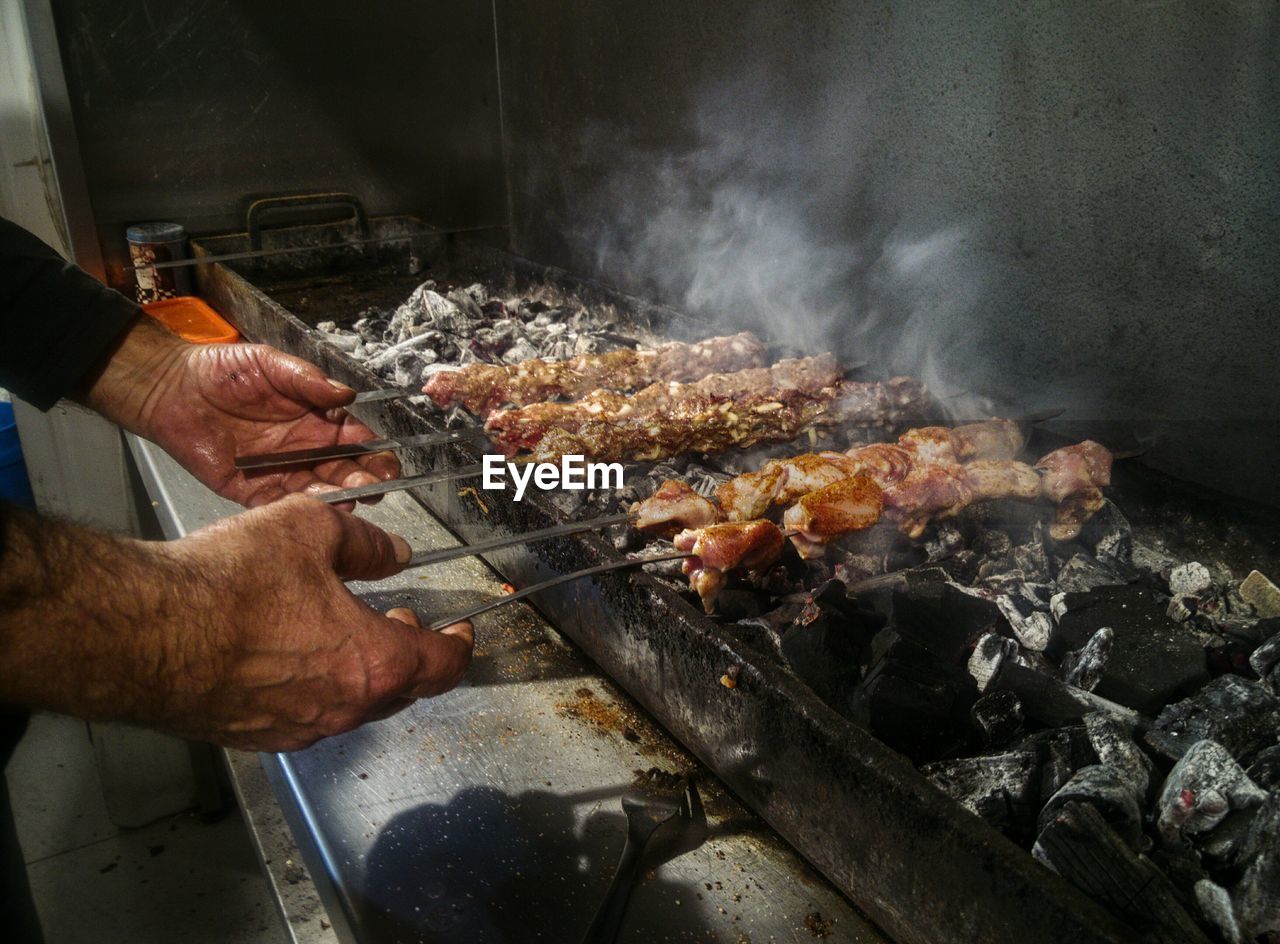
[0,0,66,251]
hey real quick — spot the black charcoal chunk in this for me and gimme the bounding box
[1061,627,1114,693]
[1030,726,1096,800]
[995,593,1053,651]
[1154,740,1267,842]
[1245,745,1280,792]
[1232,793,1280,940]
[969,690,1025,748]
[779,605,873,715]
[1053,585,1208,712]
[1146,675,1280,764]
[852,628,976,763]
[921,750,1039,837]
[889,570,1000,663]
[1084,712,1153,797]
[1033,802,1212,944]
[987,655,1143,729]
[1039,764,1144,848]
[1079,500,1133,566]
[1194,880,1245,944]
[1249,630,1280,695]
[1055,553,1128,594]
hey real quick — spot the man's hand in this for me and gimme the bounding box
[0,497,473,751]
[83,317,400,507]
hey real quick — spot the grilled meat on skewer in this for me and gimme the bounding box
[1035,440,1114,540]
[673,521,787,613]
[782,476,885,559]
[486,355,842,456]
[712,420,1021,522]
[632,480,725,538]
[423,331,768,415]
[526,376,930,464]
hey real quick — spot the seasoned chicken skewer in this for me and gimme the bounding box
[634,435,1115,610]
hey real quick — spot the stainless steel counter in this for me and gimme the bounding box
[127,434,887,944]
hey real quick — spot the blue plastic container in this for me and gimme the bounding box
[0,402,36,507]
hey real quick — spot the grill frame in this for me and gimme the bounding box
[192,219,1138,944]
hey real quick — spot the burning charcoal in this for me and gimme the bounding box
[1249,630,1280,694]
[1245,745,1280,792]
[995,594,1053,651]
[1239,570,1280,618]
[968,632,1020,693]
[446,288,484,322]
[1055,552,1128,594]
[779,604,873,717]
[1230,793,1280,940]
[1053,585,1208,713]
[973,529,1012,560]
[1084,712,1153,797]
[1168,562,1215,597]
[1146,675,1280,764]
[890,570,1001,663]
[1039,765,1144,848]
[1167,595,1198,624]
[920,750,1039,838]
[1079,500,1133,567]
[1194,880,1246,944]
[714,589,762,621]
[1199,808,1260,873]
[1154,740,1268,842]
[1061,627,1114,693]
[501,338,540,364]
[923,523,965,562]
[971,633,1143,728]
[320,331,360,354]
[969,690,1025,748]
[1032,727,1096,800]
[852,628,975,762]
[1033,801,1213,944]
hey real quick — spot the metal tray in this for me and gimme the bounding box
[191,216,1136,944]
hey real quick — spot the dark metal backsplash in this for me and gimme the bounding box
[38,1,1280,504]
[45,0,507,280]
[492,1,1280,507]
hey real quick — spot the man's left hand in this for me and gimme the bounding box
[85,317,400,506]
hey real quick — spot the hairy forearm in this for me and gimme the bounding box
[0,502,201,721]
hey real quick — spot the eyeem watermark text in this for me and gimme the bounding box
[482,454,624,501]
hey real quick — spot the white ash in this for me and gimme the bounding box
[1155,740,1267,842]
[1061,627,1114,693]
[313,278,633,392]
[1169,562,1214,597]
[1195,880,1246,944]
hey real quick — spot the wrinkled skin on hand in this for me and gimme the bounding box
[148,496,473,751]
[85,319,400,507]
[150,342,401,507]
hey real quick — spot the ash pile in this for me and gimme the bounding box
[314,279,645,400]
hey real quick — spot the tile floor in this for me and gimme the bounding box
[6,712,289,943]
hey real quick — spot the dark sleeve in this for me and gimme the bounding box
[0,217,140,410]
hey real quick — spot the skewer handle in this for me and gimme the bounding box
[423,550,692,632]
[405,512,633,568]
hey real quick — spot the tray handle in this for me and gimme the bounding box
[246,192,369,251]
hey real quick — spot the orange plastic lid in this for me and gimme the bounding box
[142,296,240,344]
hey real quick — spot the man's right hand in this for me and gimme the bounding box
[0,496,473,752]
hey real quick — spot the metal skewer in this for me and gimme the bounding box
[424,550,693,632]
[234,427,488,471]
[404,513,633,569]
[317,464,486,504]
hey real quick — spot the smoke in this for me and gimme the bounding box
[560,71,998,422]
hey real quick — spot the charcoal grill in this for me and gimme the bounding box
[191,211,1279,944]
